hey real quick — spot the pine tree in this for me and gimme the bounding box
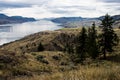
[38,42,44,51]
[88,22,99,59]
[76,27,88,62]
[98,14,119,59]
[64,43,74,54]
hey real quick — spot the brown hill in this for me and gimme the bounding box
[0,28,120,80]
[0,28,81,54]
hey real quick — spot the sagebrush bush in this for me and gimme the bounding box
[52,55,61,60]
[12,68,32,76]
[36,55,49,64]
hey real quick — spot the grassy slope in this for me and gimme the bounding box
[0,51,74,79]
[0,28,120,80]
[0,28,81,53]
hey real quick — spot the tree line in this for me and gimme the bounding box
[65,14,119,62]
[38,14,119,63]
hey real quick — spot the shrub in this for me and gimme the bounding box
[0,63,5,69]
[36,55,49,64]
[36,55,45,60]
[38,43,44,51]
[12,69,32,76]
[52,55,61,60]
[0,55,13,63]
[60,61,68,66]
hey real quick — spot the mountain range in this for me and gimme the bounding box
[51,15,120,28]
[0,14,36,24]
[0,13,119,28]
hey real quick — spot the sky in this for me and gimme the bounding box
[0,0,119,19]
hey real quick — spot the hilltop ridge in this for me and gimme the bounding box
[51,15,120,28]
[0,13,36,24]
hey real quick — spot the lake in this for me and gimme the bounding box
[0,20,61,45]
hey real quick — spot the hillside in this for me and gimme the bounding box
[1,28,120,53]
[0,28,120,80]
[0,14,36,24]
[0,28,82,54]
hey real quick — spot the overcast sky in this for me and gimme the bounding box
[0,0,119,19]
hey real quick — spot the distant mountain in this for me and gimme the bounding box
[51,17,83,23]
[0,14,36,24]
[51,15,120,28]
[112,15,120,21]
[98,15,120,21]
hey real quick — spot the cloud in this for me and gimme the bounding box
[0,0,119,18]
[0,1,30,8]
[99,0,120,3]
[0,0,48,6]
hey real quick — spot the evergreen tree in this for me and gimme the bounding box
[88,22,99,59]
[98,14,119,59]
[38,42,44,51]
[76,27,88,62]
[64,43,74,54]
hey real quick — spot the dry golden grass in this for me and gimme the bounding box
[0,28,80,53]
[1,27,119,54]
[0,28,120,80]
[12,61,120,80]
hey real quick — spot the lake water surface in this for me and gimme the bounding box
[0,20,61,45]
